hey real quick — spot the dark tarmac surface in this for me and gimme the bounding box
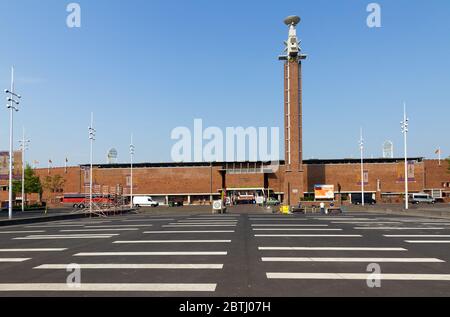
[1,208,450,297]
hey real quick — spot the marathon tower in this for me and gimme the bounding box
[279,16,307,207]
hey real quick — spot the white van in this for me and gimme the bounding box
[410,193,435,205]
[133,196,159,207]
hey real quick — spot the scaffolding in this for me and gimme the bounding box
[81,183,128,218]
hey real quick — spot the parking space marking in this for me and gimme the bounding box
[34,264,224,269]
[258,247,407,251]
[0,258,31,263]
[144,230,235,234]
[0,248,67,252]
[0,283,217,292]
[405,240,450,244]
[60,228,139,232]
[354,227,446,230]
[255,234,362,237]
[251,224,328,227]
[261,257,444,263]
[74,251,228,256]
[113,240,232,244]
[266,273,450,281]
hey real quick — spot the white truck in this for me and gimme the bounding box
[133,196,159,208]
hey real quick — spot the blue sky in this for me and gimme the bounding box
[0,0,449,166]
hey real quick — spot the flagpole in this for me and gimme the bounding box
[438,147,441,166]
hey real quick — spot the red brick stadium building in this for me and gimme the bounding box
[31,158,450,206]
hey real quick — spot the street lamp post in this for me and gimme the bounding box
[359,128,365,206]
[5,67,21,220]
[88,113,96,214]
[401,103,409,210]
[130,135,135,208]
[19,127,30,212]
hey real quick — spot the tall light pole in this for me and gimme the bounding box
[19,127,30,212]
[401,103,409,210]
[5,67,21,220]
[359,128,365,206]
[88,113,96,214]
[130,134,135,208]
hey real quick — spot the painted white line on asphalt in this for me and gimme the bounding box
[171,222,237,225]
[355,227,445,230]
[60,228,139,232]
[316,218,372,221]
[261,257,443,263]
[15,236,116,240]
[253,229,342,231]
[0,248,67,252]
[422,223,450,225]
[266,273,450,281]
[255,234,362,237]
[113,240,232,244]
[186,216,241,220]
[405,240,450,244]
[0,231,45,234]
[85,225,154,228]
[249,219,307,221]
[122,219,174,222]
[384,235,450,238]
[0,283,217,292]
[74,252,228,256]
[251,224,328,227]
[163,224,236,228]
[331,222,402,224]
[26,225,85,228]
[144,231,235,234]
[20,234,120,237]
[258,247,407,251]
[34,263,224,269]
[0,258,30,262]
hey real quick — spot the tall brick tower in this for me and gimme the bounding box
[279,16,307,207]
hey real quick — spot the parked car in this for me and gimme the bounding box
[133,196,159,208]
[266,197,281,206]
[351,193,376,205]
[410,193,435,204]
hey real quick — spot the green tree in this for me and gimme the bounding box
[12,164,43,204]
[42,174,66,193]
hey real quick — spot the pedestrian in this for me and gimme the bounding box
[320,202,325,214]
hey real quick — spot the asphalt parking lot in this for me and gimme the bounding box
[1,209,450,297]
